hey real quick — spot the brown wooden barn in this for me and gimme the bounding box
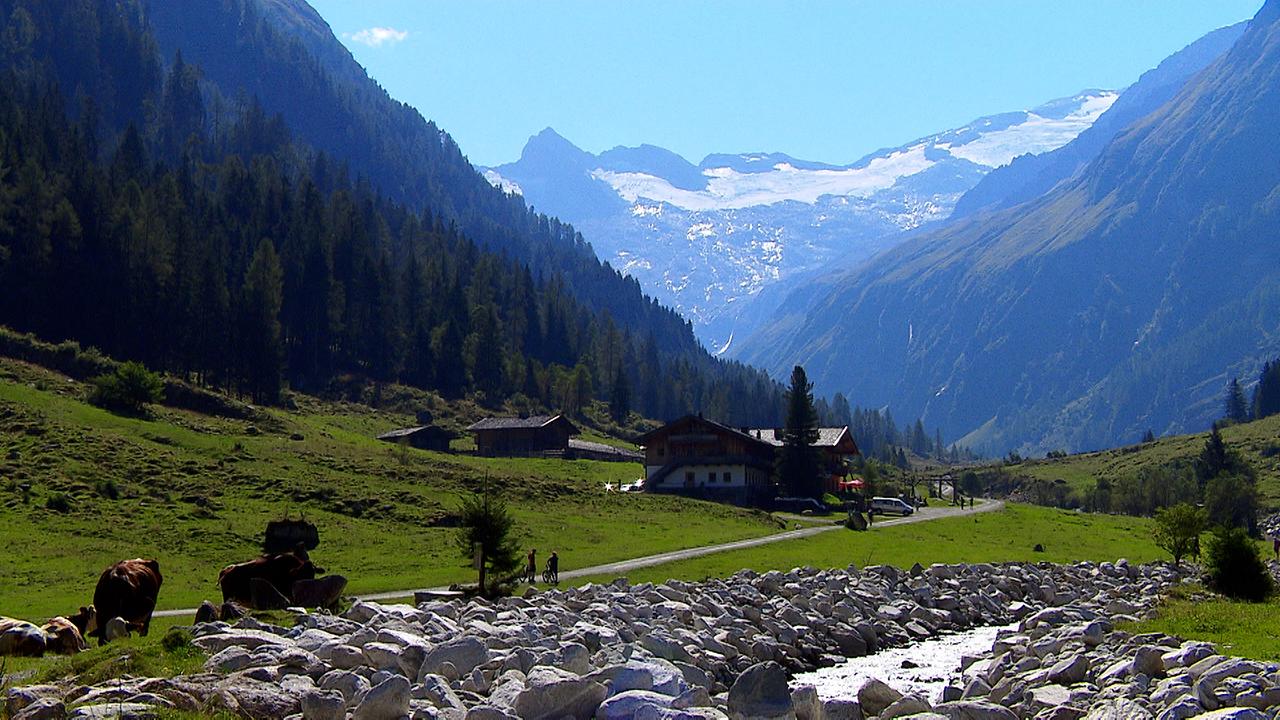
[466,415,580,456]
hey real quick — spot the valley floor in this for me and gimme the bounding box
[0,358,778,620]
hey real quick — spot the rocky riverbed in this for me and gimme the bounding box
[5,559,1273,719]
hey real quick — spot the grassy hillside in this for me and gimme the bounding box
[1008,415,1280,507]
[0,358,778,620]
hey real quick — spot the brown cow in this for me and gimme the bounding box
[218,547,322,608]
[0,616,87,657]
[89,559,163,643]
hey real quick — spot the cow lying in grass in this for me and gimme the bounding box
[219,547,322,609]
[0,616,87,657]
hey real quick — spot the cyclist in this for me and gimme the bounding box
[546,551,559,584]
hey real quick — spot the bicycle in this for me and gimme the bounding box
[542,561,558,585]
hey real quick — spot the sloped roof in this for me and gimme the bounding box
[466,414,579,434]
[568,438,644,460]
[376,425,457,441]
[634,414,771,448]
[745,427,853,448]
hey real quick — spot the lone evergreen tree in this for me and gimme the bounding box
[456,481,521,598]
[1225,377,1249,423]
[1196,423,1230,488]
[775,366,823,499]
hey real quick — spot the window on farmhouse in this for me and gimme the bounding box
[707,472,715,485]
[723,472,731,483]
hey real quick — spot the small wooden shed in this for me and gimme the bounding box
[376,425,457,452]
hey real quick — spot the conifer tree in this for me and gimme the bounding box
[456,481,521,598]
[1253,361,1280,420]
[238,238,284,403]
[609,365,631,422]
[1225,377,1249,423]
[775,366,822,499]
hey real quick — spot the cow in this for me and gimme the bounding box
[0,616,87,657]
[88,558,163,643]
[218,547,322,608]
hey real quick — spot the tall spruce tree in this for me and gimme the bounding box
[775,366,823,499]
[1225,377,1250,423]
[238,238,284,403]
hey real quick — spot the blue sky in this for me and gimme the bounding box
[306,1,1260,168]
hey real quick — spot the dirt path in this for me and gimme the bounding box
[155,499,1003,617]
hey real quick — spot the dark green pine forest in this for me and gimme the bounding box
[0,0,786,424]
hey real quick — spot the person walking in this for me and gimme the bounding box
[548,551,559,585]
[526,548,537,584]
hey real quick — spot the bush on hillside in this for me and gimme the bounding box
[1153,503,1207,566]
[1205,526,1273,602]
[1204,473,1259,533]
[89,361,164,416]
[45,492,71,514]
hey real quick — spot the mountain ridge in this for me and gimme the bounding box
[487,90,1116,350]
[735,1,1280,454]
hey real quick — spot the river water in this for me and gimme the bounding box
[791,623,1016,704]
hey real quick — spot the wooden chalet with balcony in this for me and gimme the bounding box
[636,415,860,505]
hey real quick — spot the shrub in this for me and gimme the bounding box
[821,492,843,508]
[1153,503,1207,566]
[1204,526,1273,602]
[1204,473,1259,532]
[94,479,119,500]
[89,361,164,415]
[45,492,71,513]
[161,627,194,653]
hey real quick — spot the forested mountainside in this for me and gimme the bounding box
[950,21,1247,221]
[137,0,708,361]
[739,0,1280,454]
[0,0,785,424]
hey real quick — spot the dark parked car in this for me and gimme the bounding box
[773,497,829,515]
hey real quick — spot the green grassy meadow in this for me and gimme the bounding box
[575,503,1164,586]
[0,358,778,619]
[1124,585,1280,661]
[1012,415,1280,506]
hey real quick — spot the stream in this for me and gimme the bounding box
[791,623,1016,704]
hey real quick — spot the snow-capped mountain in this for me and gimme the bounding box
[485,91,1117,351]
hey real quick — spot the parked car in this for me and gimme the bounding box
[774,497,829,515]
[869,496,914,516]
